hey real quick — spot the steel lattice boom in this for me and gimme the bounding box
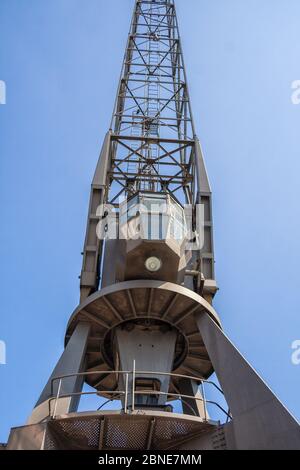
[110,0,195,202]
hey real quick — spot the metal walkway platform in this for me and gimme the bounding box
[44,410,218,450]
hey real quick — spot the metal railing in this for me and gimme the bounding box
[49,364,231,423]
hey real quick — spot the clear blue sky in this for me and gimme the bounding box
[0,0,299,442]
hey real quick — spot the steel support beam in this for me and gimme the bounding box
[196,312,300,449]
[177,378,207,418]
[80,131,111,301]
[27,322,91,424]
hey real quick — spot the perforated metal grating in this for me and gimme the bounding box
[44,412,217,450]
[104,416,150,450]
[152,417,204,449]
[45,418,101,450]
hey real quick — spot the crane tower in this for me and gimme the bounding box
[7,0,300,451]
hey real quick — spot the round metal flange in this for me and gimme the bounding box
[65,280,221,395]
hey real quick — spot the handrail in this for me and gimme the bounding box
[48,388,231,421]
[48,390,200,418]
[50,369,224,396]
[48,367,232,423]
[48,389,126,417]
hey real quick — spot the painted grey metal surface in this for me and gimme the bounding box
[196,312,300,449]
[7,423,47,450]
[177,378,207,418]
[80,132,111,301]
[28,322,90,425]
[194,138,217,299]
[116,326,177,407]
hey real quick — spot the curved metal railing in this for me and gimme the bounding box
[49,366,232,423]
